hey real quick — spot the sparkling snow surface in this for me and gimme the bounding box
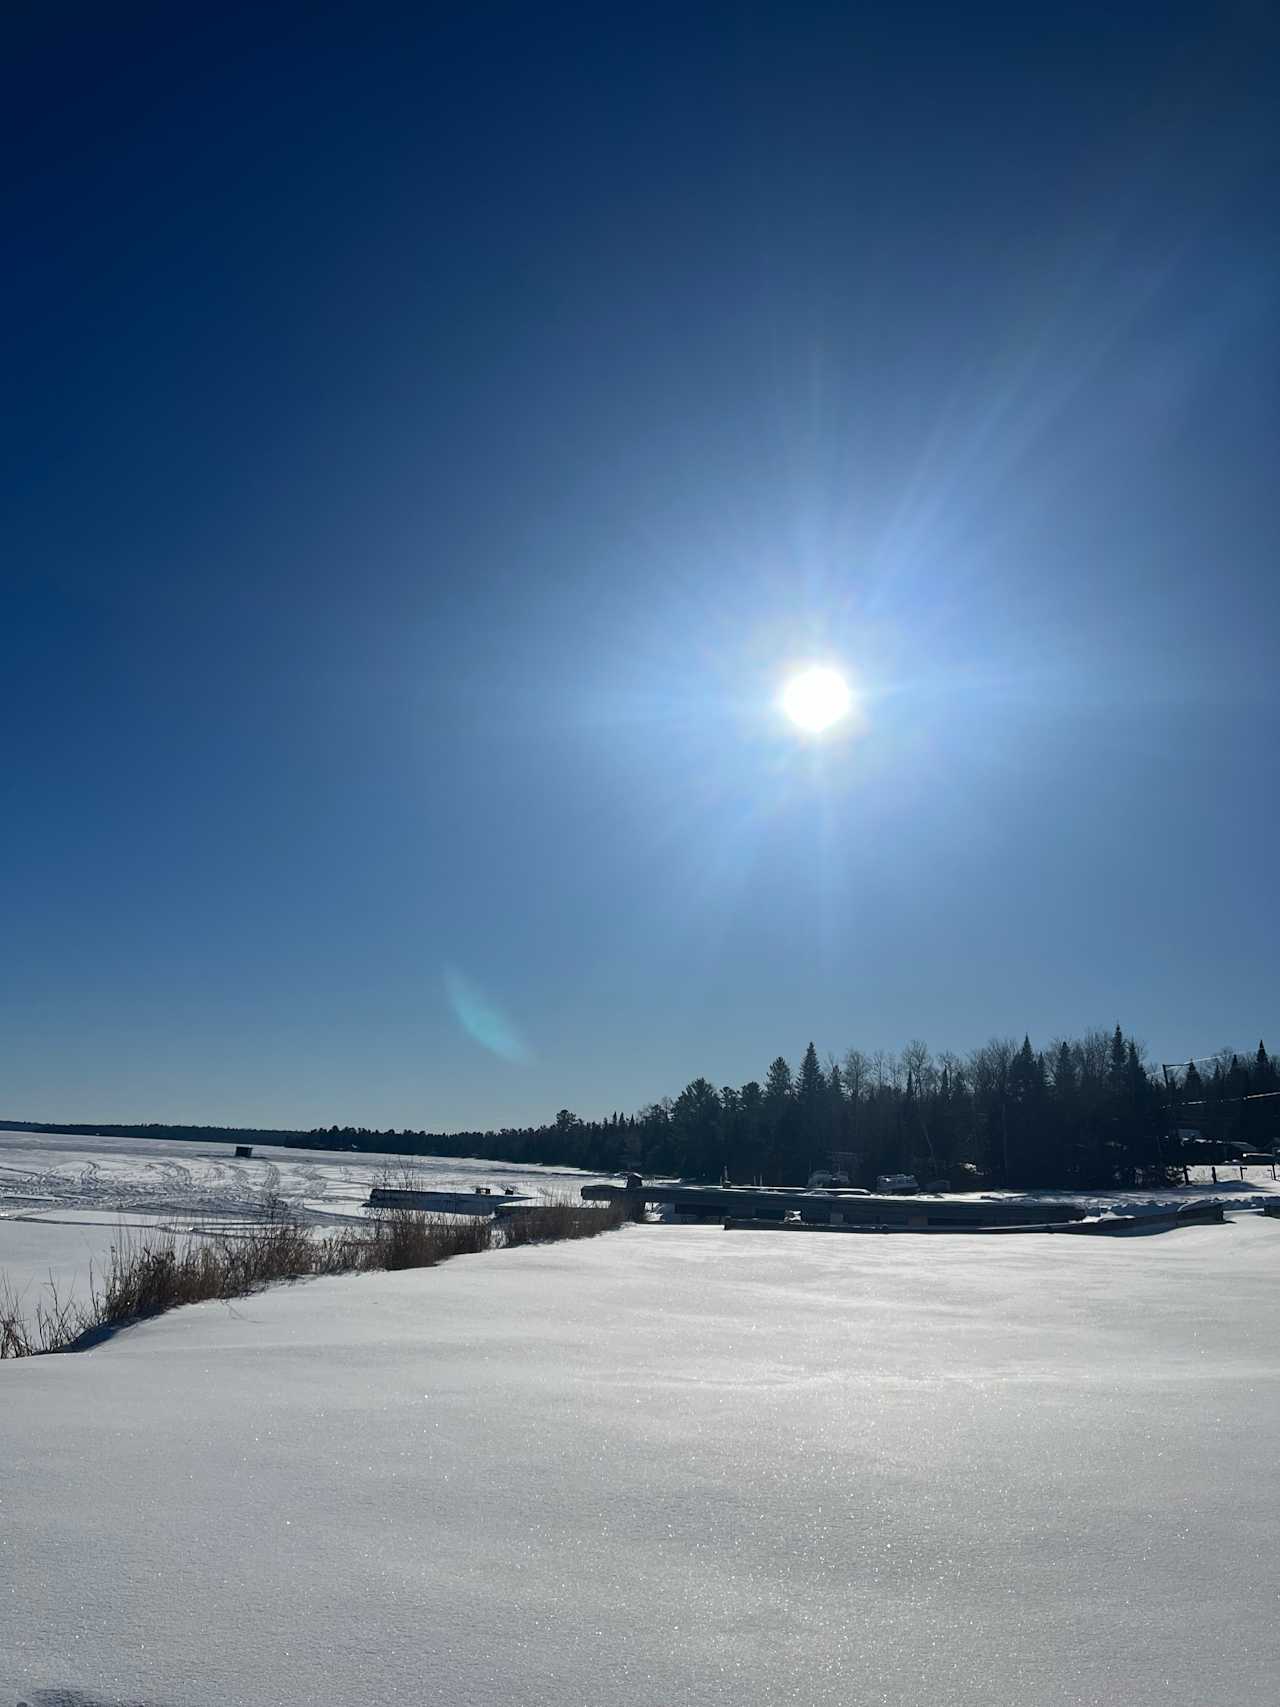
[3,1217,1279,1707]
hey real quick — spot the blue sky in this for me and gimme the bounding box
[4,3,1277,1129]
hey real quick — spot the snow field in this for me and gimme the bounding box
[3,1214,1278,1706]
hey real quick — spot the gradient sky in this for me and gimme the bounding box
[5,3,1277,1130]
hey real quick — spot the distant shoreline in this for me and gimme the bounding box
[0,1117,561,1165]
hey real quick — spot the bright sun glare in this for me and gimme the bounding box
[781,666,853,734]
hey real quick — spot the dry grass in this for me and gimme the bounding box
[499,1194,627,1246]
[0,1273,94,1358]
[355,1200,494,1271]
[0,1183,627,1358]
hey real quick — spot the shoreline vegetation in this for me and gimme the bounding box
[0,1191,628,1361]
[3,1028,1276,1191]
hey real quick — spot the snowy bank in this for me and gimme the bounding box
[4,1218,1280,1705]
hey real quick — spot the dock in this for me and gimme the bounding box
[581,1181,1245,1234]
[723,1202,1226,1235]
[367,1185,535,1216]
[580,1181,1087,1229]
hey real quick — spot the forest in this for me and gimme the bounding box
[5,1029,1276,1190]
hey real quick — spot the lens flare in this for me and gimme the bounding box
[443,967,532,1065]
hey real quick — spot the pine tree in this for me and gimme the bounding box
[797,1042,824,1106]
[799,1045,827,1131]
[1108,1025,1127,1091]
[1007,1036,1046,1185]
[795,1043,828,1177]
[1255,1042,1275,1092]
[763,1056,795,1182]
[764,1056,793,1107]
[737,1080,765,1182]
[671,1079,722,1180]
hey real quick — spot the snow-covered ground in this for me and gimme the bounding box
[0,1129,607,1316]
[3,1211,1279,1706]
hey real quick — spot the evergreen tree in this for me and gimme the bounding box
[1245,1043,1276,1152]
[797,1042,824,1106]
[795,1042,828,1174]
[1108,1025,1127,1092]
[764,1055,793,1113]
[763,1056,795,1181]
[737,1080,765,1181]
[1007,1036,1047,1186]
[671,1079,722,1180]
[1255,1041,1274,1089]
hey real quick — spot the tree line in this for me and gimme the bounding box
[4,1029,1275,1189]
[612,1031,1277,1189]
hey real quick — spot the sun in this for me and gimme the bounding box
[780,666,853,734]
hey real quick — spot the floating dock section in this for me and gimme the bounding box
[581,1182,1087,1230]
[723,1202,1226,1235]
[367,1185,534,1217]
[582,1182,1241,1234]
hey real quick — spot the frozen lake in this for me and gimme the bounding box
[3,1207,1279,1705]
[0,1128,607,1317]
